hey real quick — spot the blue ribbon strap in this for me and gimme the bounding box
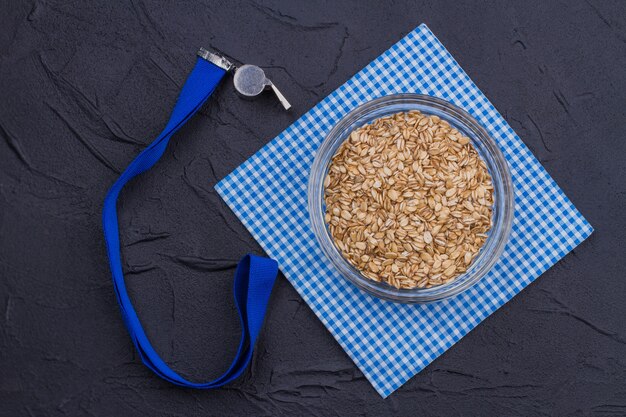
[102,55,278,388]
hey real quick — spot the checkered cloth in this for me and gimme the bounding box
[215,24,593,397]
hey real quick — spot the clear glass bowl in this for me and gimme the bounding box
[308,94,514,303]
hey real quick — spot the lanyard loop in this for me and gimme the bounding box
[102,54,278,388]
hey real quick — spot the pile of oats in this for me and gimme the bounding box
[323,110,494,289]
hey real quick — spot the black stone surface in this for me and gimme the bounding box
[1,1,625,415]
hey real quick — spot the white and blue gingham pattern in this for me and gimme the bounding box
[215,24,593,397]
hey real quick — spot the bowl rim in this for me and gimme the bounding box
[308,93,514,303]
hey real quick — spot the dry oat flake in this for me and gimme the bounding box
[324,110,494,289]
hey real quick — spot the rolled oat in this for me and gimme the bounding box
[323,110,494,289]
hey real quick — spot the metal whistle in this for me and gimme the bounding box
[197,48,292,111]
[233,65,291,110]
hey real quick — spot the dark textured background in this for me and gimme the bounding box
[1,1,625,416]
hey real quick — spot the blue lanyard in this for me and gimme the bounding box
[102,54,278,388]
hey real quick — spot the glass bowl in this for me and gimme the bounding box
[308,94,514,303]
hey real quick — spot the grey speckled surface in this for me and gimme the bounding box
[1,1,625,416]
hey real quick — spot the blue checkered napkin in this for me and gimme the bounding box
[215,24,593,397]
